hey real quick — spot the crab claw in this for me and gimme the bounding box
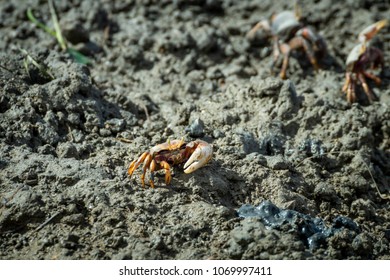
[358,19,387,43]
[183,140,213,174]
[246,20,271,40]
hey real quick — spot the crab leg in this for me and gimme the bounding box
[357,72,376,102]
[293,36,319,70]
[145,159,157,188]
[183,141,213,174]
[342,72,351,93]
[140,154,152,188]
[363,71,381,85]
[279,42,291,79]
[160,161,172,185]
[270,37,281,75]
[128,152,149,177]
[278,35,318,79]
[298,29,320,71]
[343,72,356,103]
[347,75,356,103]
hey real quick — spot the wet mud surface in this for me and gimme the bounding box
[1,0,390,259]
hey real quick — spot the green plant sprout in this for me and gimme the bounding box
[19,47,55,80]
[27,0,91,64]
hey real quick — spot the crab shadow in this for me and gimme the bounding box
[144,159,249,209]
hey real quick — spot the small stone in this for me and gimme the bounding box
[38,144,56,155]
[62,214,84,225]
[105,118,126,133]
[56,143,79,159]
[352,233,373,256]
[265,155,289,170]
[314,182,337,202]
[212,129,225,139]
[195,27,217,52]
[99,128,112,137]
[350,199,376,220]
[185,118,205,137]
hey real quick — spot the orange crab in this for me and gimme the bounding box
[342,20,387,103]
[128,139,213,188]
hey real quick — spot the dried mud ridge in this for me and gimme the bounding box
[0,0,390,259]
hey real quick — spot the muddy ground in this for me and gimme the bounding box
[0,0,389,260]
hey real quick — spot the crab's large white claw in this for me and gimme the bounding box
[358,19,387,43]
[346,43,364,68]
[183,140,213,174]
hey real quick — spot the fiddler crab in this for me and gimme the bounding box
[247,9,326,79]
[128,139,213,188]
[342,20,387,103]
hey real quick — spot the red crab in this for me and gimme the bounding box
[342,20,387,103]
[247,9,327,79]
[128,139,213,188]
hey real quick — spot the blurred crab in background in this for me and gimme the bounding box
[342,20,387,103]
[247,6,327,79]
[128,139,213,188]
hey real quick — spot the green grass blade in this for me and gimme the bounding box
[48,0,67,51]
[27,56,55,80]
[67,48,92,65]
[19,48,55,80]
[27,1,92,65]
[23,58,31,79]
[27,8,56,37]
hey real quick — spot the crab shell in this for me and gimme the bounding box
[271,11,301,40]
[346,43,384,71]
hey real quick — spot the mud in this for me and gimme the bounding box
[0,0,389,260]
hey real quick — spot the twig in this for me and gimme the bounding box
[0,64,13,74]
[35,211,62,231]
[117,138,133,143]
[66,124,74,142]
[141,104,150,120]
[361,160,390,200]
